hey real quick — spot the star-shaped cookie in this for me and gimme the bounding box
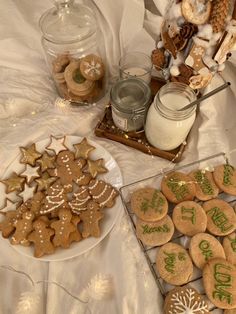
[20,164,40,184]
[0,198,20,213]
[87,159,108,178]
[35,173,57,191]
[73,138,95,159]
[18,184,36,202]
[36,151,56,172]
[20,143,42,166]
[1,172,25,193]
[46,135,67,155]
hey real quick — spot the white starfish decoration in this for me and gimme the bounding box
[46,135,67,155]
[169,288,208,313]
[84,60,102,77]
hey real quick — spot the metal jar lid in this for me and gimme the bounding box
[110,78,151,114]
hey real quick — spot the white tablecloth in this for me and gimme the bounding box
[0,1,236,313]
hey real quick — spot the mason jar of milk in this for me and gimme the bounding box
[145,82,197,151]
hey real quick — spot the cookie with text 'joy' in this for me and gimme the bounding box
[156,242,193,286]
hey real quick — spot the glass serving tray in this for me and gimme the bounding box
[119,152,236,314]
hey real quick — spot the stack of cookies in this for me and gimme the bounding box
[52,53,105,103]
[0,136,118,258]
[130,164,236,312]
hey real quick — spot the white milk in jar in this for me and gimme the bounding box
[145,82,197,151]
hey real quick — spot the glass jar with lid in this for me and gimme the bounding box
[39,0,107,105]
[110,78,151,132]
[145,82,197,151]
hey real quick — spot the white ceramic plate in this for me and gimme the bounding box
[0,135,123,261]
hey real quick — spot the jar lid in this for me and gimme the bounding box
[110,78,151,114]
[39,0,96,44]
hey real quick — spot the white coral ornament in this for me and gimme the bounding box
[15,291,41,314]
[79,273,113,302]
[169,288,208,314]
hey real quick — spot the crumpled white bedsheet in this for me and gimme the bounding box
[0,0,236,313]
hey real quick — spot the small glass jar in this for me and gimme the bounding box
[145,82,197,151]
[110,78,151,132]
[39,0,107,105]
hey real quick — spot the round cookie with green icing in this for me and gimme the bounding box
[156,242,193,285]
[223,232,236,265]
[164,285,210,314]
[224,309,236,314]
[189,169,219,201]
[189,232,226,269]
[172,201,207,236]
[203,257,236,309]
[161,171,196,204]
[203,199,236,236]
[130,188,168,222]
[136,215,174,247]
[213,164,236,196]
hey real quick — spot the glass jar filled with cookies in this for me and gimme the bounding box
[39,0,107,105]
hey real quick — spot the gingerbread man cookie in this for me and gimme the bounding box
[51,208,76,248]
[69,215,82,245]
[28,219,55,258]
[0,204,28,238]
[11,211,35,246]
[48,150,91,192]
[80,201,104,238]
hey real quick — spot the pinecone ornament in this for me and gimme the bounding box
[210,0,230,33]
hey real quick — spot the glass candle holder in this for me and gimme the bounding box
[145,82,197,151]
[119,52,153,84]
[110,78,151,132]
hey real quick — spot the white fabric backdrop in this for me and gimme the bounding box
[0,0,236,313]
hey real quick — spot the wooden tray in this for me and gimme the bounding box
[94,77,186,162]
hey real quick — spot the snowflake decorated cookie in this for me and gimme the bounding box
[164,285,209,314]
[80,54,105,81]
